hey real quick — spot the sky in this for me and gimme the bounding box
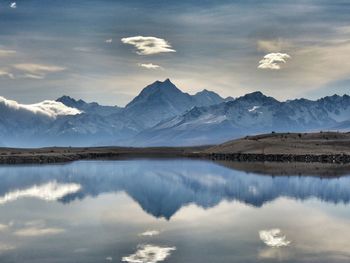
[0,0,350,106]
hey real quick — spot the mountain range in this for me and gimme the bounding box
[0,79,349,147]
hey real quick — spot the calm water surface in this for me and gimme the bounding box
[0,159,349,263]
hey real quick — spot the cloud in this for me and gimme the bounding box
[257,40,290,53]
[0,243,15,252]
[0,181,82,204]
[138,63,161,69]
[0,96,82,118]
[23,73,45,79]
[121,36,176,55]
[106,256,113,261]
[14,227,65,237]
[122,245,176,263]
[105,39,113,43]
[259,229,291,247]
[0,70,14,79]
[0,224,10,232]
[10,2,16,9]
[0,49,16,57]
[13,63,66,75]
[258,53,291,70]
[139,230,160,237]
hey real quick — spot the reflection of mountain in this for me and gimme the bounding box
[0,160,349,219]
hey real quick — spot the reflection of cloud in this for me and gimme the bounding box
[121,36,175,55]
[0,181,82,204]
[140,230,160,237]
[138,63,161,69]
[122,245,176,263]
[258,53,291,70]
[259,229,291,247]
[14,227,64,237]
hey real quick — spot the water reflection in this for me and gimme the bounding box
[0,160,348,262]
[0,160,349,219]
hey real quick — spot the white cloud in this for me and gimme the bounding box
[10,2,16,9]
[138,63,161,69]
[140,230,160,237]
[14,227,64,237]
[121,36,176,55]
[258,53,291,70]
[105,39,113,43]
[0,181,82,204]
[106,256,113,261]
[0,96,82,118]
[259,229,291,247]
[122,245,176,263]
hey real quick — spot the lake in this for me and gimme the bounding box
[0,159,349,263]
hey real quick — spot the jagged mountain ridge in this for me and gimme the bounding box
[0,79,349,147]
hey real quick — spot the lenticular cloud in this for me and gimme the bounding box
[122,244,176,263]
[258,53,291,70]
[121,36,175,55]
[259,229,291,247]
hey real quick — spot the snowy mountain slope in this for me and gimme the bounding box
[192,89,226,106]
[132,92,349,146]
[57,95,121,116]
[123,79,226,129]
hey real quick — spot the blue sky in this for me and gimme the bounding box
[0,0,350,105]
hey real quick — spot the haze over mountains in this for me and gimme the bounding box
[0,79,349,147]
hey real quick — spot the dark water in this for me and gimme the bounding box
[0,159,349,263]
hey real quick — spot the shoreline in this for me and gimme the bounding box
[0,148,350,165]
[0,132,349,165]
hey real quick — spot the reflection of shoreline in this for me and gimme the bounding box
[217,161,350,177]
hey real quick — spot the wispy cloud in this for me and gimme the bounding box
[14,227,64,237]
[257,39,290,53]
[258,53,291,70]
[0,70,14,79]
[122,245,176,263]
[13,63,66,74]
[10,2,16,9]
[0,49,16,56]
[138,63,161,69]
[105,39,113,43]
[121,36,176,55]
[259,229,291,247]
